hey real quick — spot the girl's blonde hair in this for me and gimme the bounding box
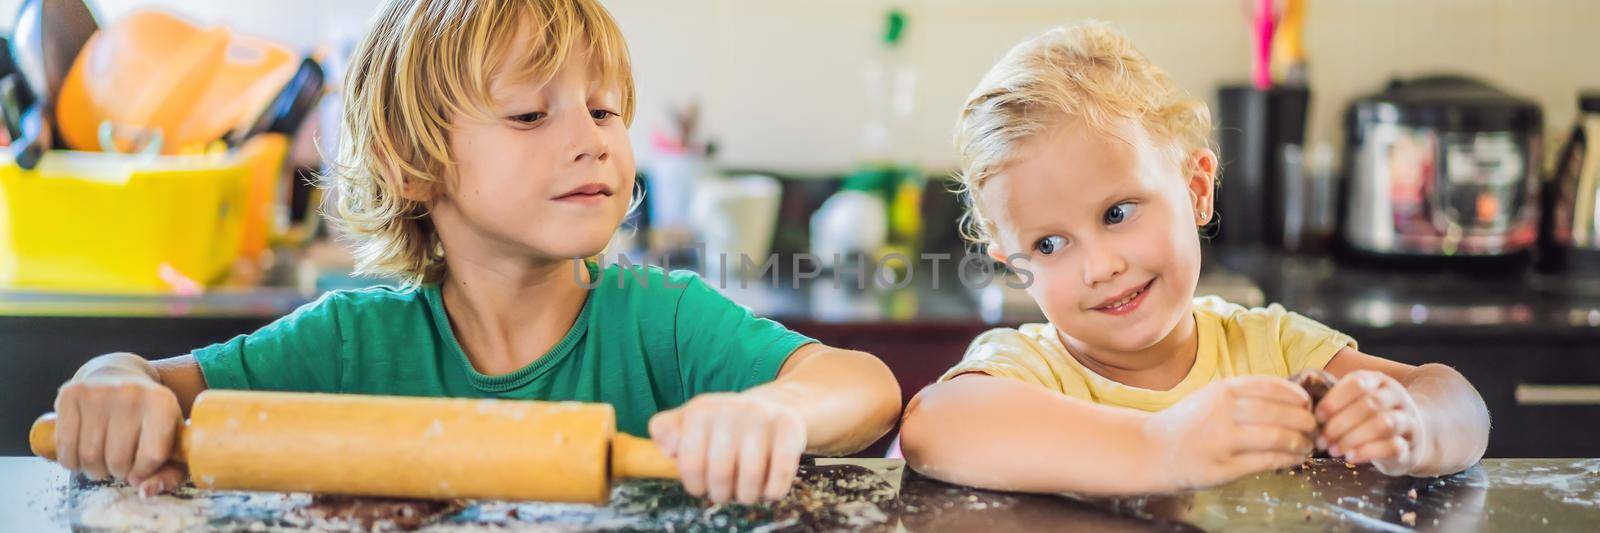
[953,21,1211,248]
[324,0,635,286]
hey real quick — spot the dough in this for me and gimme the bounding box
[1289,369,1337,407]
[74,485,210,531]
[1289,369,1338,459]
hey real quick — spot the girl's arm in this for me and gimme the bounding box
[900,373,1317,495]
[1320,348,1490,476]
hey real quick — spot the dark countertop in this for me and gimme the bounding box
[3,248,1598,338]
[3,457,1598,531]
[1214,245,1600,340]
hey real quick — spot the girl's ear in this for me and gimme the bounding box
[986,241,1009,264]
[1187,148,1219,225]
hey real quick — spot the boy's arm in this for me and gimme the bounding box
[54,352,205,495]
[743,343,901,456]
[647,342,901,504]
[900,373,1317,495]
[151,355,209,415]
[1321,348,1490,476]
[74,353,208,414]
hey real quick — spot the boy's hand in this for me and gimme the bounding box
[1146,377,1317,490]
[647,392,807,504]
[1316,370,1427,476]
[54,363,187,496]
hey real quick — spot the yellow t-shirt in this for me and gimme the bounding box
[939,296,1356,412]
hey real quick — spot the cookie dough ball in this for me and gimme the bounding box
[1289,369,1337,407]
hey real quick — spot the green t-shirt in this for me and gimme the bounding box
[194,262,815,437]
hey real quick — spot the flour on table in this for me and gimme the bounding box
[75,486,210,531]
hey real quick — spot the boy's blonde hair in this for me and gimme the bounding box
[953,21,1211,248]
[325,0,635,286]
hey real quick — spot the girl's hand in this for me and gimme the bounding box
[1145,377,1317,490]
[647,392,807,504]
[1316,370,1428,476]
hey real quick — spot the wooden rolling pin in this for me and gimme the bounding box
[30,390,679,503]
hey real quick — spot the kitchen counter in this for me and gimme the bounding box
[4,248,1598,336]
[3,249,1598,458]
[1214,245,1600,340]
[2,457,1597,531]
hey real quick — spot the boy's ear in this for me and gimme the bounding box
[1187,148,1219,225]
[398,175,439,203]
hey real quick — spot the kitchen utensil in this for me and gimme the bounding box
[1340,75,1542,260]
[1272,0,1307,84]
[0,37,36,143]
[1251,0,1275,90]
[234,57,326,142]
[8,0,97,153]
[7,97,47,168]
[30,390,678,503]
[0,74,24,144]
[9,0,96,109]
[54,9,297,154]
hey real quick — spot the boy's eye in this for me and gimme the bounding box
[1034,235,1068,256]
[1104,202,1138,225]
[509,111,547,125]
[590,109,619,121]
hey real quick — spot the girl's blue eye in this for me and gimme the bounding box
[510,112,546,124]
[1034,235,1068,255]
[1105,202,1137,225]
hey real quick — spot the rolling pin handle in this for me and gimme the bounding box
[30,413,58,461]
[30,412,188,463]
[611,433,680,481]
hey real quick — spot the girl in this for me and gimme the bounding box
[899,21,1488,495]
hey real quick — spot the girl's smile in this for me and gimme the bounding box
[1091,277,1156,316]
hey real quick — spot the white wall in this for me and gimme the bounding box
[13,0,1600,173]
